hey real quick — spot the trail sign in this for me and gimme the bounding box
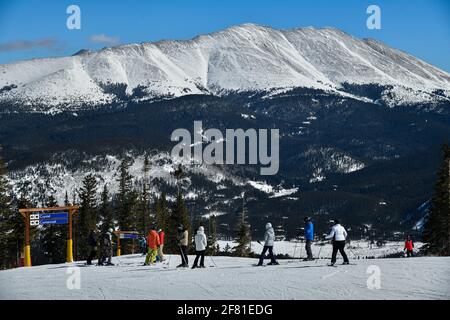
[40,213,68,219]
[39,218,69,225]
[120,233,139,239]
[19,205,79,267]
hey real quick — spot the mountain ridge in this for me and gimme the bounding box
[1,24,449,112]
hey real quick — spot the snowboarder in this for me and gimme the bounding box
[177,224,189,268]
[325,219,349,266]
[86,229,98,265]
[144,226,160,265]
[303,217,314,261]
[404,235,414,257]
[98,228,114,266]
[192,226,207,269]
[257,223,279,266]
[157,228,165,262]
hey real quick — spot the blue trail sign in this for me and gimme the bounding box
[39,213,68,219]
[39,218,69,225]
[120,233,139,239]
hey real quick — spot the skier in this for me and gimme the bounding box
[192,226,207,269]
[404,235,414,257]
[257,222,279,266]
[139,236,147,256]
[157,228,165,262]
[144,226,160,265]
[177,224,189,268]
[325,219,349,266]
[98,228,114,266]
[303,217,314,261]
[86,229,98,265]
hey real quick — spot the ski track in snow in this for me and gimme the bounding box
[0,254,449,300]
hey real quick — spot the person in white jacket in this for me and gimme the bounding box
[257,223,279,266]
[325,219,349,265]
[192,226,207,269]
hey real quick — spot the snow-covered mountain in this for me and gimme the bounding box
[1,23,450,111]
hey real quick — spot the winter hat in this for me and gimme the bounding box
[265,222,272,229]
[157,229,162,233]
[198,226,204,232]
[332,219,340,225]
[108,228,114,233]
[304,217,311,222]
[178,224,184,231]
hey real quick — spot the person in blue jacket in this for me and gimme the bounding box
[304,217,314,261]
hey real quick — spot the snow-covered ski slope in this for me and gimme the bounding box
[0,254,449,299]
[218,240,424,259]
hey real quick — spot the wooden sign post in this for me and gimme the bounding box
[113,231,139,257]
[19,206,79,267]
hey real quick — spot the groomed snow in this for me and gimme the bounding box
[0,254,448,300]
[218,240,424,259]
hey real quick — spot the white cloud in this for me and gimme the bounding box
[88,34,120,46]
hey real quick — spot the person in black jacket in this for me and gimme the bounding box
[98,228,114,266]
[86,229,98,265]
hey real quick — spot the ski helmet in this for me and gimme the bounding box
[332,219,340,225]
[304,216,311,222]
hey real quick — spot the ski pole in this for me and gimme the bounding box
[315,242,324,263]
[178,245,187,266]
[291,240,298,263]
[209,255,218,267]
[299,242,303,260]
[347,246,358,259]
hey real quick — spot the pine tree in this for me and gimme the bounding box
[0,149,23,269]
[116,158,138,253]
[206,215,218,255]
[64,191,70,206]
[99,184,114,233]
[167,193,190,253]
[138,155,151,234]
[233,193,252,257]
[75,174,98,259]
[423,143,450,256]
[155,193,169,231]
[40,195,66,264]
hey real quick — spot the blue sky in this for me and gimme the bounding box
[0,0,449,71]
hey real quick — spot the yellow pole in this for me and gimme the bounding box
[117,235,121,256]
[66,239,73,262]
[24,212,32,267]
[24,245,31,267]
[66,210,74,263]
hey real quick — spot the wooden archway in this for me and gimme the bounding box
[18,206,79,267]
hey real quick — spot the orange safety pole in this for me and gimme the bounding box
[24,212,31,267]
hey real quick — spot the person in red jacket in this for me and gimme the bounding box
[404,235,414,257]
[144,226,160,265]
[157,228,165,262]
